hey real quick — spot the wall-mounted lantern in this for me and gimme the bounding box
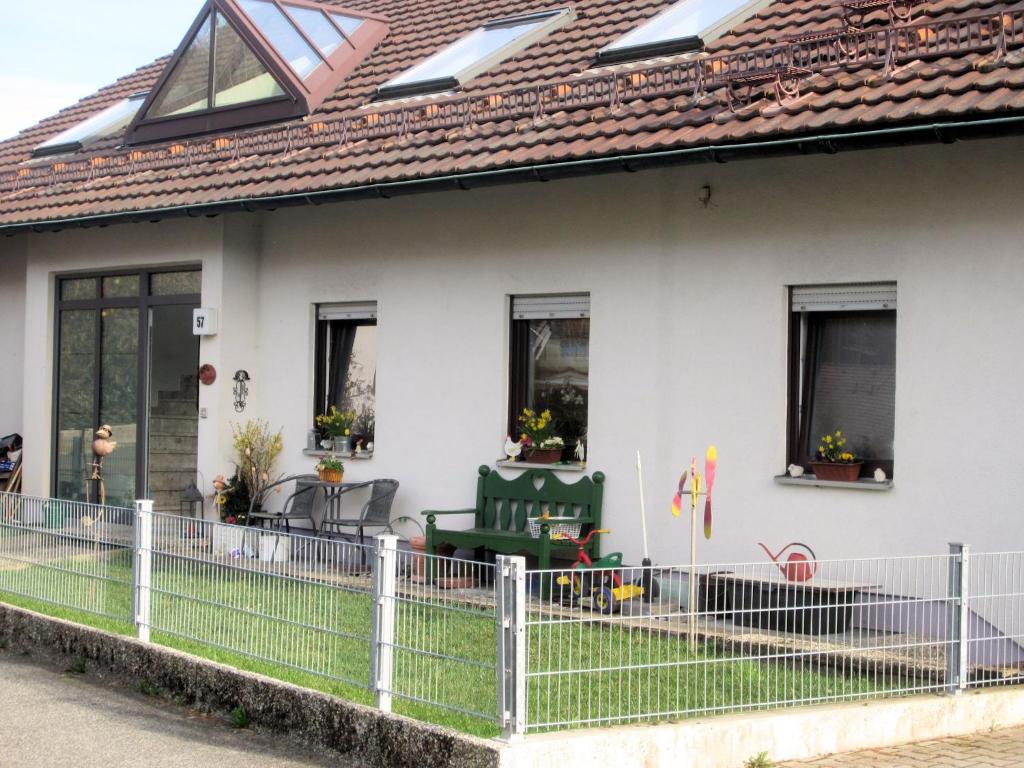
[180,481,204,520]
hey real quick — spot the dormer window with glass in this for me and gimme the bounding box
[128,0,389,144]
[378,8,574,99]
[33,93,149,157]
[597,0,770,64]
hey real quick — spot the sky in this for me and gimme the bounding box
[0,0,206,140]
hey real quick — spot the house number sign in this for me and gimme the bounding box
[193,308,219,336]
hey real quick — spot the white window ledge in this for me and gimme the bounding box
[774,474,893,491]
[496,460,587,472]
[302,449,374,460]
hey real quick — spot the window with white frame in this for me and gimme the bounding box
[314,302,377,447]
[788,283,896,479]
[509,294,590,457]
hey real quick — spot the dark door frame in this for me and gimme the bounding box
[52,267,201,503]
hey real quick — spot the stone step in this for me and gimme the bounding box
[150,399,198,418]
[148,469,197,488]
[145,452,198,472]
[155,390,198,404]
[149,434,198,454]
[148,417,198,437]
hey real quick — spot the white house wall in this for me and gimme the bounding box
[254,135,1024,568]
[13,135,1024,572]
[0,235,26,437]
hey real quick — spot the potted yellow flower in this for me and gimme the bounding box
[518,408,565,464]
[316,406,356,453]
[810,429,863,482]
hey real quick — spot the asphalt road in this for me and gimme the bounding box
[0,651,359,767]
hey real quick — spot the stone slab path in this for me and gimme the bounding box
[778,726,1024,767]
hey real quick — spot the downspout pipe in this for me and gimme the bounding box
[7,112,1024,235]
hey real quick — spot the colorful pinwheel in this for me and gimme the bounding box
[703,446,718,540]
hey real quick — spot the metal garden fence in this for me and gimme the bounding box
[0,492,134,625]
[523,552,964,732]
[1,491,1023,738]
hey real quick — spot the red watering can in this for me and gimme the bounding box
[758,542,818,583]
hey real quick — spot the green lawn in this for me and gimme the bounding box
[0,547,892,738]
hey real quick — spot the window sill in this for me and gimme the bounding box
[302,449,374,460]
[496,460,587,472]
[774,474,893,491]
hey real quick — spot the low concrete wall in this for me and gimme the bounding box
[501,687,1024,768]
[0,604,499,768]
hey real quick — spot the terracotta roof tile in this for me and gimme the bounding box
[3,0,1024,227]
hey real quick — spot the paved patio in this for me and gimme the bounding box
[778,725,1024,766]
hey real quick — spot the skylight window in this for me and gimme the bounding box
[34,93,148,157]
[128,0,389,145]
[378,8,574,99]
[238,0,322,79]
[597,0,771,64]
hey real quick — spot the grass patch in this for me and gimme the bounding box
[0,549,892,738]
[230,705,250,729]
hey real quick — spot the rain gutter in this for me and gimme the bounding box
[4,113,1024,235]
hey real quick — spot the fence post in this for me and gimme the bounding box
[133,500,154,643]
[947,542,970,693]
[371,534,398,713]
[496,554,527,740]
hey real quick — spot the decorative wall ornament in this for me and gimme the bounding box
[232,370,250,413]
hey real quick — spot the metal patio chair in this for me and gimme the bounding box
[319,479,400,553]
[247,474,322,535]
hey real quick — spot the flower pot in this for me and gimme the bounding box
[259,532,291,563]
[409,536,427,584]
[810,462,863,482]
[526,448,563,464]
[318,467,344,484]
[211,524,244,555]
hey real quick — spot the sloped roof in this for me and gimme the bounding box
[1,0,1023,230]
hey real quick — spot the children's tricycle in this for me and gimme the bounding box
[553,529,649,614]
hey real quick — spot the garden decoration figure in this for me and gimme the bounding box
[670,445,719,644]
[504,436,522,462]
[90,425,117,506]
[759,542,818,583]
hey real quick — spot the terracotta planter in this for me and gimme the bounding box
[527,447,563,464]
[409,535,427,584]
[810,462,863,482]
[318,467,344,483]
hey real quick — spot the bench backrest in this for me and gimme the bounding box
[474,465,604,534]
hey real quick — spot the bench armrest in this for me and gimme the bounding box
[421,508,477,517]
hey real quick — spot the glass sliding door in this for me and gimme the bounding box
[99,308,140,507]
[147,305,200,514]
[52,269,200,508]
[55,309,97,500]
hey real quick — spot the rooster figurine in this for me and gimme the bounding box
[504,436,522,462]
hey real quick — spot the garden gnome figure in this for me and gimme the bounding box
[91,425,117,505]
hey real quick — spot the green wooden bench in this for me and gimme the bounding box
[422,465,605,572]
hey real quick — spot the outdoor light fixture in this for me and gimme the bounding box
[233,370,250,413]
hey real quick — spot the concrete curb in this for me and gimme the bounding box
[0,604,500,768]
[499,687,1024,767]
